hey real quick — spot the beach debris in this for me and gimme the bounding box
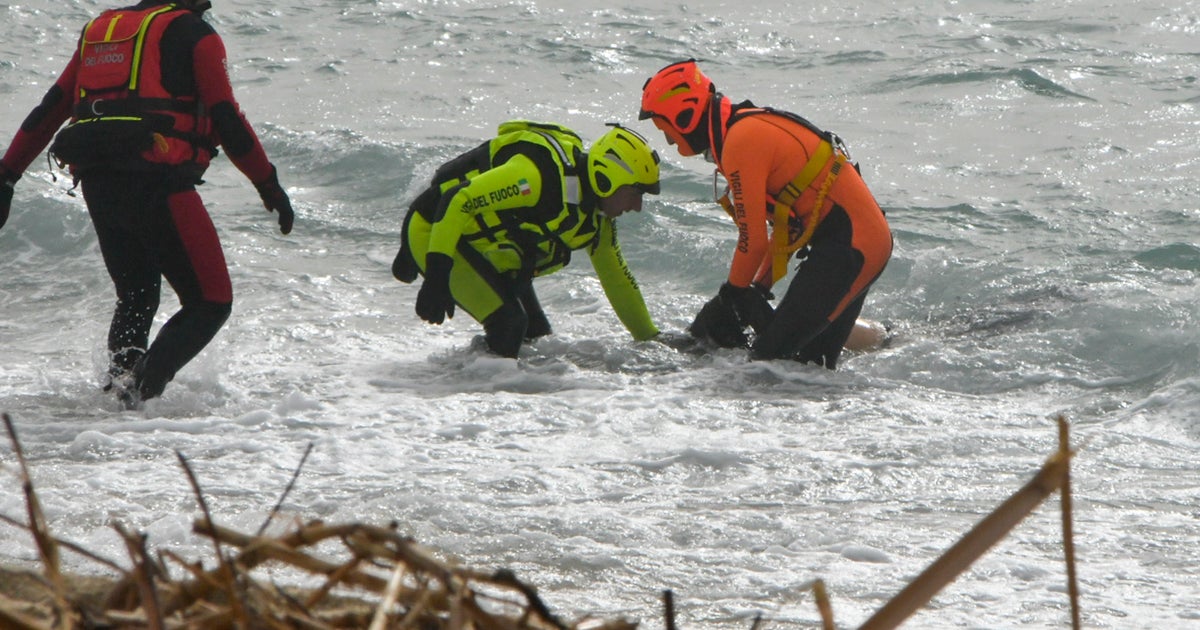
[1,413,1082,629]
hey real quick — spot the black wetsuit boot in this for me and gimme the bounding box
[482,301,528,359]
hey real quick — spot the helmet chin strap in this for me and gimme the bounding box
[706,93,728,165]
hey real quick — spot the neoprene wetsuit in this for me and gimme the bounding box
[715,108,893,368]
[396,121,658,358]
[0,0,281,402]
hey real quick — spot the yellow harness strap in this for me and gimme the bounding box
[770,139,845,283]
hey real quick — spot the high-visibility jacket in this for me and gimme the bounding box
[422,120,659,340]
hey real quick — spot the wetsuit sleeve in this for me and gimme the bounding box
[427,154,543,257]
[192,30,274,184]
[0,54,80,176]
[720,125,774,288]
[588,218,659,341]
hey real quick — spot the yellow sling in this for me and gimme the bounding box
[769,140,846,282]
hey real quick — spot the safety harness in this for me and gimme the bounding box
[51,4,213,172]
[452,121,597,278]
[713,105,850,283]
[769,135,848,283]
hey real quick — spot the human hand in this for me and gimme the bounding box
[688,293,749,348]
[719,282,775,335]
[254,164,294,234]
[751,282,775,300]
[415,252,456,324]
[653,330,703,352]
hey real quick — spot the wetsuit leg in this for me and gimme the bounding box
[133,301,231,400]
[454,246,530,357]
[82,176,161,379]
[750,206,862,364]
[406,209,534,358]
[132,185,233,400]
[516,280,551,340]
[482,300,528,358]
[792,292,866,369]
[85,172,233,402]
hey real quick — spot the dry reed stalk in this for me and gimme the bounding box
[662,590,676,630]
[175,449,248,626]
[113,522,165,630]
[305,555,369,609]
[0,603,46,630]
[193,517,579,628]
[0,514,126,574]
[812,579,834,630]
[368,562,408,630]
[857,419,1078,630]
[4,414,78,630]
[256,442,314,538]
[1057,415,1082,630]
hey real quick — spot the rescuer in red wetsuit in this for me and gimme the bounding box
[640,59,893,369]
[0,0,294,407]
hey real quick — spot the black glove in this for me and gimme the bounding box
[653,330,704,353]
[0,165,17,230]
[254,164,294,235]
[392,206,421,283]
[719,282,775,335]
[752,282,775,300]
[392,241,419,283]
[688,293,749,348]
[415,252,456,324]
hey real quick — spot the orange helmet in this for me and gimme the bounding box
[640,59,722,157]
[639,59,713,135]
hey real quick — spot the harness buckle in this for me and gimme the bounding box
[830,132,852,162]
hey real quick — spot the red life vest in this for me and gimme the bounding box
[72,4,214,171]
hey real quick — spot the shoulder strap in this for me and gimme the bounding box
[736,108,848,283]
[495,121,582,205]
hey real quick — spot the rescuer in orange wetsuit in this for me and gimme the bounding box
[639,60,893,369]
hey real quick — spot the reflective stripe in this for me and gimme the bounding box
[73,6,212,170]
[128,6,176,91]
[533,130,581,205]
[449,122,597,276]
[563,175,581,205]
[103,14,124,41]
[533,131,572,167]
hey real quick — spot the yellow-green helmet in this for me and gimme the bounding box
[587,124,661,198]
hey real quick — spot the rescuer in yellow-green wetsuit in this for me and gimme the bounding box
[392,121,662,358]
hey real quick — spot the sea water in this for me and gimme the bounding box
[1,0,1198,627]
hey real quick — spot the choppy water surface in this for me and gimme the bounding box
[2,1,1198,627]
